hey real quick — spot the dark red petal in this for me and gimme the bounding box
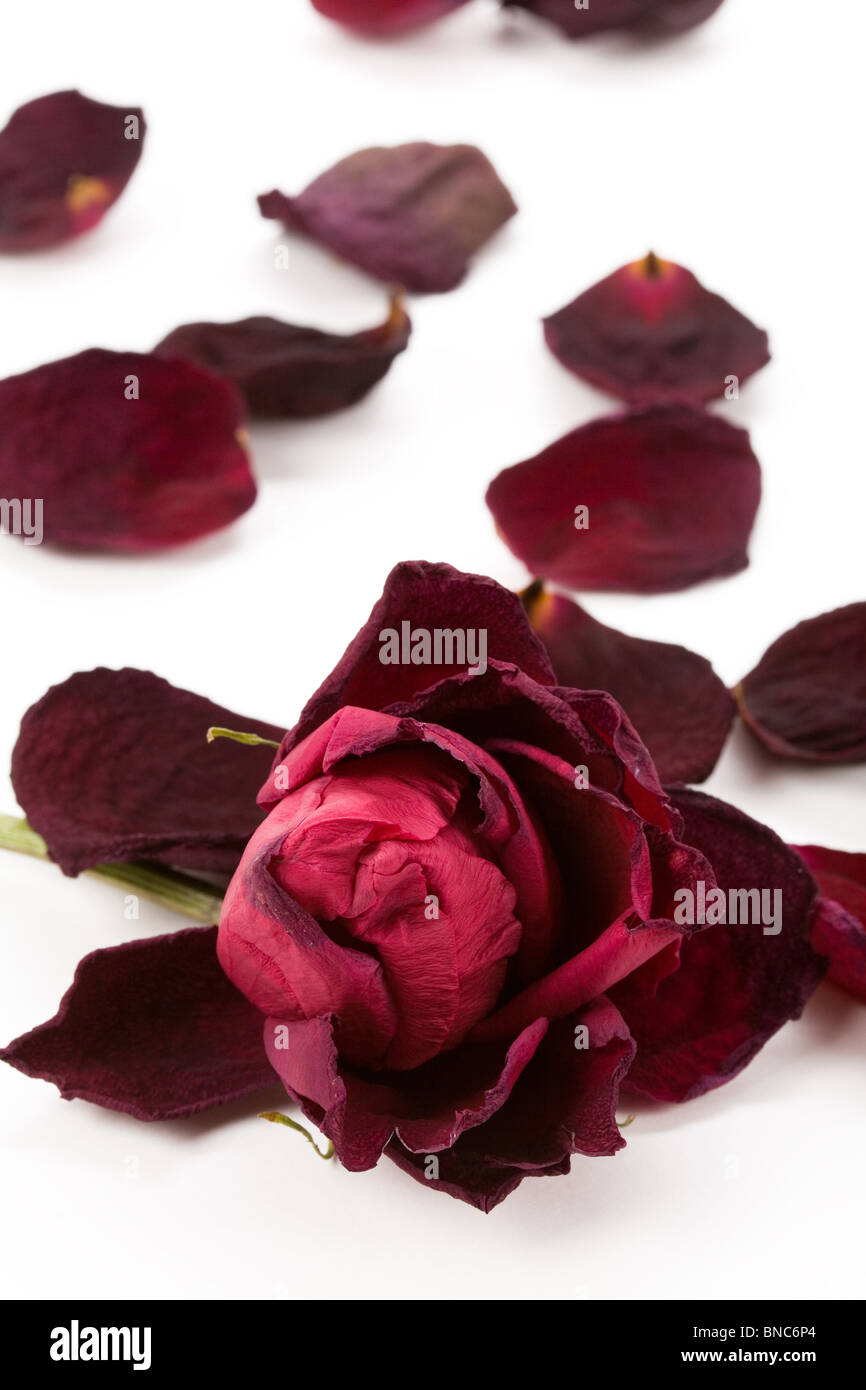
[486,404,761,593]
[794,846,866,1000]
[544,253,769,405]
[736,604,866,763]
[617,789,826,1102]
[312,0,472,34]
[386,998,635,1211]
[284,560,555,753]
[503,0,725,37]
[0,349,256,551]
[0,90,145,251]
[263,1013,548,1174]
[0,927,276,1120]
[524,584,735,782]
[12,668,284,877]
[154,298,410,420]
[258,143,517,294]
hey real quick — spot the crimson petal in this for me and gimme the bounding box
[523,584,735,782]
[12,667,284,877]
[0,927,276,1120]
[736,604,866,762]
[794,846,866,1001]
[544,253,769,405]
[617,789,826,1102]
[486,404,761,593]
[503,0,725,37]
[285,560,555,754]
[258,143,517,294]
[312,0,472,34]
[0,89,145,251]
[0,349,256,551]
[386,998,635,1211]
[154,298,410,419]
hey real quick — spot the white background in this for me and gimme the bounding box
[1,0,864,1301]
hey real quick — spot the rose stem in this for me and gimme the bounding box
[0,814,225,924]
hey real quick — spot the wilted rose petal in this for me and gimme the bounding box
[486,404,761,593]
[617,789,825,1102]
[544,253,770,405]
[11,667,284,878]
[794,846,866,1001]
[258,142,517,294]
[523,584,735,782]
[312,0,472,34]
[503,0,725,37]
[0,348,256,550]
[154,298,410,419]
[0,927,277,1120]
[0,89,145,251]
[736,604,866,762]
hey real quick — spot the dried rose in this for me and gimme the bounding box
[2,564,826,1210]
[503,0,726,38]
[311,0,473,34]
[736,604,866,762]
[544,253,770,405]
[258,142,517,294]
[154,298,410,419]
[0,89,145,251]
[522,583,735,782]
[795,847,866,1002]
[486,403,761,593]
[0,349,256,551]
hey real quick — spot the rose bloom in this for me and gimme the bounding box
[4,563,826,1211]
[215,563,822,1209]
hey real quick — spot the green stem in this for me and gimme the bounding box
[259,1111,335,1160]
[0,814,225,924]
[207,726,280,750]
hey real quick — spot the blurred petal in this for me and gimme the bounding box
[0,927,275,1119]
[503,0,725,37]
[544,253,769,405]
[794,846,866,1000]
[524,585,736,782]
[617,789,826,1102]
[486,404,761,593]
[312,0,472,34]
[0,89,145,250]
[259,142,516,293]
[737,604,866,762]
[0,349,256,551]
[154,298,410,419]
[12,667,283,877]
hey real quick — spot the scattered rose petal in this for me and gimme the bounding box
[523,584,735,782]
[486,403,761,593]
[794,846,866,1001]
[11,668,284,877]
[312,0,472,34]
[736,604,866,762]
[617,789,826,1102]
[0,89,145,251]
[0,348,256,550]
[503,0,725,37]
[154,298,410,419]
[258,142,517,294]
[544,252,770,405]
[0,927,277,1119]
